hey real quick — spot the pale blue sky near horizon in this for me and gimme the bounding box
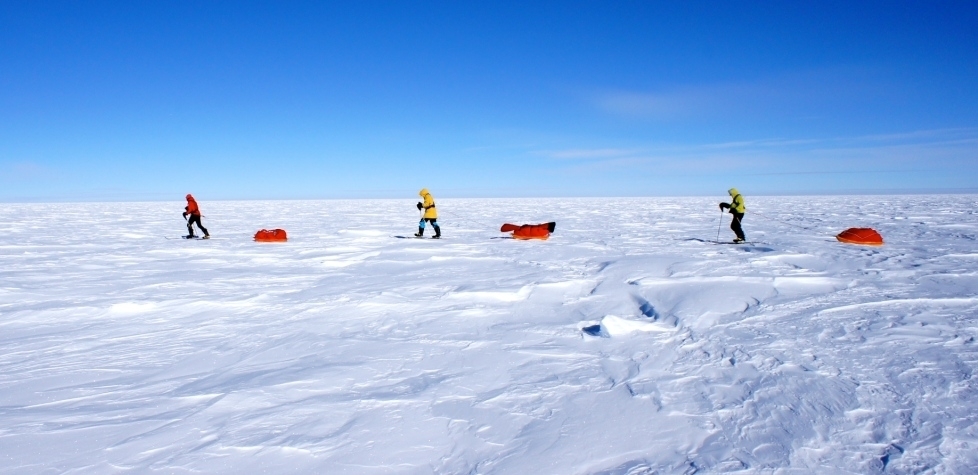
[1,1,976,202]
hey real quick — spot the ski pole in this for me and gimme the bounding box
[716,209,724,242]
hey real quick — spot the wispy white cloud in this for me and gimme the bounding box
[589,82,773,120]
[538,148,639,160]
[698,138,823,150]
[0,161,59,181]
[535,128,978,176]
[843,127,978,145]
[589,67,883,120]
[593,88,717,119]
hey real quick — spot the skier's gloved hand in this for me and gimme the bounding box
[719,202,729,210]
[417,202,423,210]
[182,212,188,218]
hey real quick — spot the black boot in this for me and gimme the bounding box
[432,226,441,239]
[414,227,424,237]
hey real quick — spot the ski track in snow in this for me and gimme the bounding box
[1,196,976,474]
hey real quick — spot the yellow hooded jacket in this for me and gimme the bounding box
[727,188,746,214]
[419,188,438,219]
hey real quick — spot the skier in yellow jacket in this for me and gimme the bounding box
[719,188,747,243]
[415,188,441,238]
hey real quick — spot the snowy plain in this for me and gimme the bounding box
[1,195,977,474]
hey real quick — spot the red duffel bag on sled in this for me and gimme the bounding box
[500,222,556,240]
[836,227,883,246]
[254,229,288,242]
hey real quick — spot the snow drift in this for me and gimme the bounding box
[1,195,976,474]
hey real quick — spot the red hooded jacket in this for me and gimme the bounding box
[185,194,201,216]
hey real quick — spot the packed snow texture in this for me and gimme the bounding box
[1,196,977,474]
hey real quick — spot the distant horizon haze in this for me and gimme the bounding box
[4,190,977,205]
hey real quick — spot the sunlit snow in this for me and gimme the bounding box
[1,196,976,473]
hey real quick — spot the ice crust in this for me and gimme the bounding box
[1,195,977,473]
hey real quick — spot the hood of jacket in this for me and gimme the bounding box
[186,194,195,201]
[419,188,429,197]
[728,188,739,197]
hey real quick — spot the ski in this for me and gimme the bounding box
[683,238,757,245]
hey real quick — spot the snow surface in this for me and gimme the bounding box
[1,196,977,474]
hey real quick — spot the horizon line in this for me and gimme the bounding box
[2,189,977,204]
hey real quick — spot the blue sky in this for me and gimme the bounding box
[1,1,976,201]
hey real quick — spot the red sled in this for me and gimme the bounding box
[836,227,883,246]
[254,229,288,242]
[500,222,556,240]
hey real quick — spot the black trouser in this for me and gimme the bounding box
[187,214,209,237]
[730,212,745,241]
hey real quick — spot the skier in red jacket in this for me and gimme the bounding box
[182,194,210,239]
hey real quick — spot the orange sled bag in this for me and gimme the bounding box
[836,228,883,246]
[500,222,556,240]
[254,229,288,242]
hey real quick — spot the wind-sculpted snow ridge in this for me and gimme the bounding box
[1,195,976,474]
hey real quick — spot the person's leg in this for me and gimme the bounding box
[415,219,425,236]
[731,213,746,241]
[430,218,441,238]
[187,215,208,237]
[189,215,201,237]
